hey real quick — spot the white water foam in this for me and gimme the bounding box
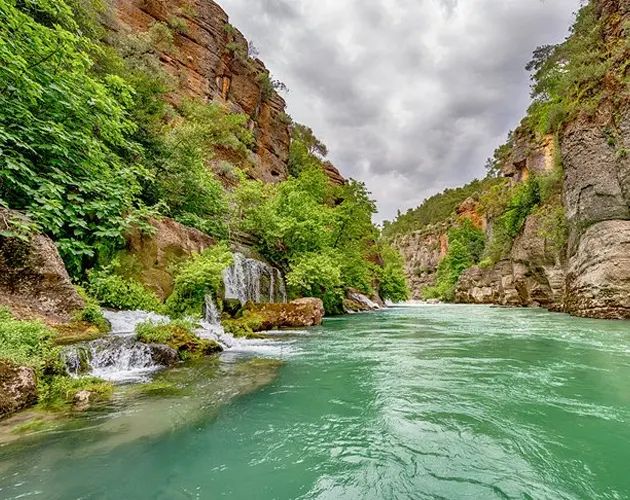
[223,253,287,305]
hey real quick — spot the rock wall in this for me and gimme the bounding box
[561,110,630,318]
[110,0,290,182]
[117,217,217,300]
[0,210,84,324]
[393,227,447,299]
[456,214,566,309]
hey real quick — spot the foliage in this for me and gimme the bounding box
[165,243,233,318]
[288,122,328,177]
[87,265,163,312]
[257,72,288,101]
[524,2,613,134]
[0,308,56,368]
[0,0,151,275]
[145,99,251,237]
[422,219,485,301]
[72,286,110,332]
[135,319,221,359]
[377,243,409,303]
[382,177,502,240]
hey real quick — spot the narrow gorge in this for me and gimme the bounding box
[388,0,630,320]
[1,0,630,498]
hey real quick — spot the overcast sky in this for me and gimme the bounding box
[220,0,581,222]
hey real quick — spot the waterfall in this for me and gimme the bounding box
[223,253,287,305]
[62,337,162,383]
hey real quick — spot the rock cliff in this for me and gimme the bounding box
[395,0,630,320]
[110,0,290,182]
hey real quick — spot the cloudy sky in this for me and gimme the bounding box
[220,0,581,222]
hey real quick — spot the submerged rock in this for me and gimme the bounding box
[0,361,37,418]
[0,209,84,324]
[246,298,325,330]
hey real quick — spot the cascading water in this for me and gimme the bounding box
[63,337,161,383]
[223,253,287,305]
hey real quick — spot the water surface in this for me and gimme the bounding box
[1,305,629,499]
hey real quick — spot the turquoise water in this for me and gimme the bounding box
[1,304,630,499]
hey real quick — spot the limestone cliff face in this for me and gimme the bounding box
[393,227,447,299]
[456,214,566,309]
[561,110,630,318]
[110,0,290,182]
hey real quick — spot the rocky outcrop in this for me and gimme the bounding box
[245,298,325,329]
[502,131,556,184]
[456,209,566,308]
[110,0,290,182]
[322,161,346,186]
[0,210,84,324]
[118,217,216,300]
[0,361,37,418]
[343,291,383,312]
[560,105,630,318]
[393,227,447,299]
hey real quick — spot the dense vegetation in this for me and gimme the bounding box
[0,0,407,322]
[0,307,113,409]
[422,220,485,301]
[382,177,502,240]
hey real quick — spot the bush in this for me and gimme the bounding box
[87,267,163,312]
[0,308,57,368]
[165,244,234,318]
[135,319,221,359]
[421,219,485,301]
[378,244,409,303]
[72,286,110,333]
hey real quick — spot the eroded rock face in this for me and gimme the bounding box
[110,0,290,182]
[0,210,84,324]
[560,107,630,319]
[456,214,565,309]
[246,298,325,329]
[118,218,216,300]
[565,220,630,319]
[392,228,446,299]
[0,361,37,418]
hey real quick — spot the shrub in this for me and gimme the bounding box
[0,308,57,368]
[421,219,485,301]
[166,244,234,318]
[135,319,221,359]
[378,244,409,303]
[72,286,110,333]
[87,267,163,312]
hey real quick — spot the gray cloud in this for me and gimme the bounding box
[220,0,580,221]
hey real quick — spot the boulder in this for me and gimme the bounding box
[245,298,325,330]
[146,344,180,367]
[0,209,84,324]
[0,361,37,418]
[118,217,216,300]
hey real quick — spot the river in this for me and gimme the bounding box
[0,304,629,499]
